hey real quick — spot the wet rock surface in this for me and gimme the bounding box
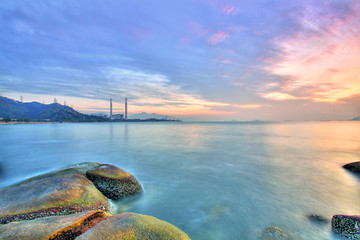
[0,173,109,224]
[0,210,110,240]
[332,214,360,239]
[343,162,360,174]
[86,164,143,200]
[76,212,191,240]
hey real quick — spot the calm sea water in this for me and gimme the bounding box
[0,121,360,239]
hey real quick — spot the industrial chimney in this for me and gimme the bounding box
[110,99,113,118]
[125,98,128,120]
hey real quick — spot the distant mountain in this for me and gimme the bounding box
[351,116,360,121]
[129,112,176,120]
[0,96,107,122]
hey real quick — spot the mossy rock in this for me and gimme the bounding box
[343,162,360,174]
[259,226,292,240]
[86,164,143,200]
[76,212,191,240]
[0,173,110,224]
[0,210,110,240]
[332,215,360,239]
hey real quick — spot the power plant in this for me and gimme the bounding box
[125,98,128,120]
[110,99,113,118]
[109,98,127,120]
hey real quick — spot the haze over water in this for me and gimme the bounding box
[1,121,360,239]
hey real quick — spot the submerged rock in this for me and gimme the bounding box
[307,214,330,225]
[0,173,109,224]
[86,164,142,200]
[76,212,191,240]
[259,226,292,240]
[332,215,360,239]
[343,162,360,174]
[0,210,110,240]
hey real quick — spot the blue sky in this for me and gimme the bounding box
[0,0,359,120]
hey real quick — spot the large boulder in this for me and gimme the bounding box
[0,210,110,240]
[76,212,191,240]
[343,162,360,174]
[332,215,360,239]
[86,164,143,200]
[0,173,110,224]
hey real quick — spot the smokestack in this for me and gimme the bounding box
[110,99,113,118]
[125,98,128,120]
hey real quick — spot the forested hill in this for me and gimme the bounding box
[0,96,107,122]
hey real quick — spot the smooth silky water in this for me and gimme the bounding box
[0,121,359,239]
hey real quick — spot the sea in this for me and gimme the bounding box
[0,121,359,240]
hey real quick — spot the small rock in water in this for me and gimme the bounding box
[332,215,360,239]
[86,164,143,200]
[343,162,360,174]
[259,226,292,240]
[307,214,330,224]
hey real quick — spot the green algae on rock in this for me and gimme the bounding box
[0,173,110,224]
[332,215,360,239]
[0,210,110,240]
[86,164,143,200]
[76,212,191,240]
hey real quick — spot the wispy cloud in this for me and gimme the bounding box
[208,32,229,45]
[223,5,239,16]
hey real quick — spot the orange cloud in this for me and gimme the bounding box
[263,3,360,103]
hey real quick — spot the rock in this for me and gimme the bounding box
[259,226,292,240]
[86,164,142,200]
[0,173,110,224]
[0,210,110,240]
[13,162,103,186]
[76,212,191,240]
[332,215,360,239]
[307,214,330,224]
[343,162,360,174]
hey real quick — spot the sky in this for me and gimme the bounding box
[0,0,359,121]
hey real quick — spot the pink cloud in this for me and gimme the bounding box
[223,5,239,16]
[208,32,229,44]
[221,59,231,63]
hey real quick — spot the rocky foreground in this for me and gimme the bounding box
[0,162,191,240]
[1,161,360,239]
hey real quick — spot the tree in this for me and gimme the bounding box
[3,117,11,122]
